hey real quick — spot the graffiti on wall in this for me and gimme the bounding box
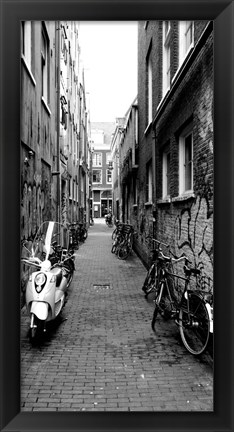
[161,146,213,292]
[61,192,68,225]
[21,181,51,240]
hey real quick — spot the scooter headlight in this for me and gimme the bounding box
[35,272,47,293]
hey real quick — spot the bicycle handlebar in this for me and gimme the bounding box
[158,249,190,264]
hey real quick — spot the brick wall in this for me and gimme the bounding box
[155,30,213,291]
[135,21,213,289]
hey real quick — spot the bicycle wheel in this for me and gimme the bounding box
[112,228,117,240]
[117,244,130,260]
[142,264,156,296]
[151,281,164,330]
[179,292,210,355]
[83,228,88,240]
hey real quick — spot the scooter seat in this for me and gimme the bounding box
[51,267,63,287]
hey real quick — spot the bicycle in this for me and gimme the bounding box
[78,222,88,242]
[68,222,79,250]
[117,226,134,260]
[142,239,170,298]
[151,251,212,356]
[111,223,134,260]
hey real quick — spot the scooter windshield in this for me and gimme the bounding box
[32,221,69,261]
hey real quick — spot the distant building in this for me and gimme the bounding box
[90,122,115,218]
[110,100,138,224]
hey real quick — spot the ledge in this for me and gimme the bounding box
[144,122,152,136]
[171,193,196,203]
[21,55,36,86]
[144,201,153,208]
[41,97,51,116]
[157,197,171,204]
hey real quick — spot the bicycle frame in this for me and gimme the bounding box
[153,261,211,355]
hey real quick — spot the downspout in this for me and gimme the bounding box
[152,126,157,239]
[56,21,61,223]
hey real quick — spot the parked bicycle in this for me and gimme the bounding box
[78,222,88,242]
[151,249,213,356]
[111,223,135,260]
[112,220,121,241]
[142,239,170,298]
[68,222,79,250]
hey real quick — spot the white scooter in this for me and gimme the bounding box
[21,221,75,341]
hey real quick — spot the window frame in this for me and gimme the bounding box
[41,22,50,105]
[162,149,171,198]
[93,152,102,167]
[162,21,171,97]
[178,21,194,68]
[106,153,112,165]
[179,125,194,196]
[146,47,153,127]
[106,169,112,184]
[92,169,102,184]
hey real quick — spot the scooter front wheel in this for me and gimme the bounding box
[29,315,44,342]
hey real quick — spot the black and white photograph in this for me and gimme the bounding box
[0,1,233,431]
[20,19,214,412]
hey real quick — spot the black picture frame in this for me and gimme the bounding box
[1,0,233,431]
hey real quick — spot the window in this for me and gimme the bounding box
[179,21,194,67]
[162,150,170,198]
[21,21,34,73]
[93,152,102,167]
[162,21,171,97]
[146,49,153,125]
[106,153,112,164]
[179,126,193,195]
[106,169,112,183]
[41,23,50,103]
[146,160,153,203]
[93,169,102,184]
[22,21,32,67]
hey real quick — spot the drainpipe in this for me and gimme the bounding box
[152,126,157,239]
[56,21,61,223]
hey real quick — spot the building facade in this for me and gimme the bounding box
[117,20,213,293]
[21,20,91,303]
[111,102,138,224]
[90,122,115,218]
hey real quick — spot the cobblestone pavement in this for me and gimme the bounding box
[21,218,213,412]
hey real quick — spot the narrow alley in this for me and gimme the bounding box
[21,219,213,412]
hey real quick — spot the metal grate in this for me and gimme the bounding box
[93,284,111,290]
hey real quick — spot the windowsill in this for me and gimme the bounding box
[133,204,138,209]
[172,192,196,202]
[157,197,171,204]
[144,122,152,136]
[21,55,36,86]
[145,201,153,207]
[172,44,194,85]
[158,88,170,110]
[41,97,51,116]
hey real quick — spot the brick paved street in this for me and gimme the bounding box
[21,218,213,412]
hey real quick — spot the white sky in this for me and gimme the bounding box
[79,22,138,123]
